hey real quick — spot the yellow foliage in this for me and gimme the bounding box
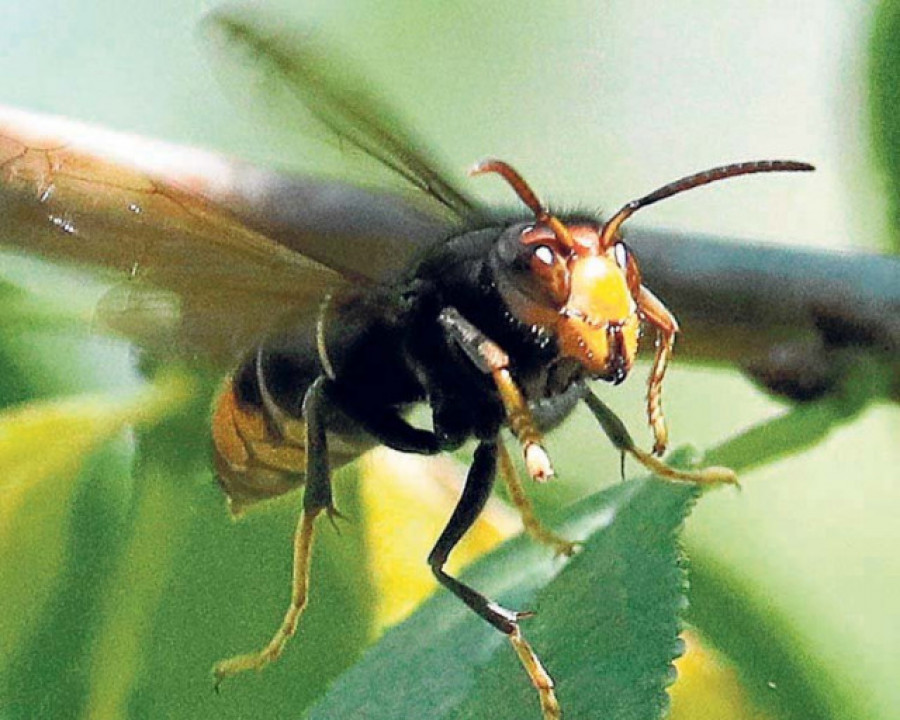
[670,630,770,720]
[0,373,192,671]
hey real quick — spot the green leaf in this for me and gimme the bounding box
[306,475,698,720]
[870,0,900,252]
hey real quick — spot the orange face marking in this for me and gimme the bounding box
[519,224,641,380]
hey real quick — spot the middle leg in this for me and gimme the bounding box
[428,439,560,720]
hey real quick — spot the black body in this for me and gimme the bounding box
[237,222,585,460]
[230,220,590,633]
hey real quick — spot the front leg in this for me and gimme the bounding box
[497,438,580,557]
[583,387,737,486]
[438,307,553,481]
[637,286,677,456]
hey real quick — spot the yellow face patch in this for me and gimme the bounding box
[565,255,634,322]
[557,254,640,379]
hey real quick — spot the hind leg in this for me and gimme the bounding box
[213,375,335,684]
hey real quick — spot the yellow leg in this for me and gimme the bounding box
[583,390,738,486]
[509,625,561,720]
[497,439,579,557]
[213,506,321,684]
[637,286,678,456]
[438,307,553,481]
[491,366,554,481]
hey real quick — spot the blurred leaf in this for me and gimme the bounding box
[82,460,198,720]
[686,551,873,720]
[0,373,192,499]
[708,356,889,475]
[0,374,192,677]
[681,377,895,720]
[307,473,697,720]
[870,0,900,252]
[669,631,769,720]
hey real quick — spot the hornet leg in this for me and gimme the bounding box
[213,375,335,684]
[583,388,737,486]
[439,307,553,481]
[636,286,678,456]
[428,439,560,720]
[497,438,579,557]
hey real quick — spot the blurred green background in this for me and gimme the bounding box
[0,1,897,719]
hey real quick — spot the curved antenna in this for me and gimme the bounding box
[599,160,815,248]
[470,159,576,250]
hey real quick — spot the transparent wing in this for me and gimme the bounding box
[0,106,450,367]
[202,7,489,229]
[221,160,459,283]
